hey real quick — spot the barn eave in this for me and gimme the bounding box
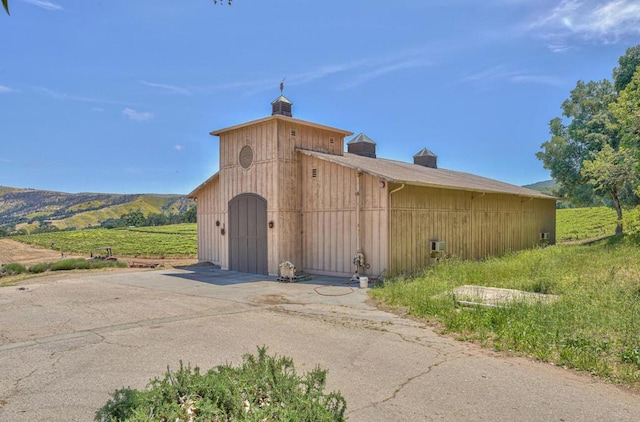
[210,114,353,137]
[188,172,219,199]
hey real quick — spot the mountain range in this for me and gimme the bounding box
[0,186,193,231]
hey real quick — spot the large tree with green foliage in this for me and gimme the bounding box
[614,45,640,93]
[537,79,619,206]
[538,46,640,233]
[611,67,640,150]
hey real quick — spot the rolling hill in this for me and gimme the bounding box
[0,186,194,231]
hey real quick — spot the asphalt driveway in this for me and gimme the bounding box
[1,266,639,421]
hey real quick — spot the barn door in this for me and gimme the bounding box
[228,194,268,275]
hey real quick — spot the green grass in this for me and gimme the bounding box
[556,206,617,242]
[371,237,640,388]
[14,224,197,257]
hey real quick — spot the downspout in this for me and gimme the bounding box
[356,171,362,254]
[389,183,405,196]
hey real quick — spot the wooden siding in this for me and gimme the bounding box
[196,176,222,266]
[388,184,556,274]
[300,154,388,277]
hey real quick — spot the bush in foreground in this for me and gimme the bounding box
[95,347,346,422]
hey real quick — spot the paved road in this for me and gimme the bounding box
[1,267,639,421]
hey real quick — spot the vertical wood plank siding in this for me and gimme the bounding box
[388,184,556,274]
[300,155,388,277]
[196,176,222,266]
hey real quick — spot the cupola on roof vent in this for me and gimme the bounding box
[271,95,292,117]
[414,148,437,169]
[347,133,377,158]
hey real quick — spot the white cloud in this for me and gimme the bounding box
[0,85,14,93]
[139,80,191,95]
[460,65,562,86]
[21,0,63,11]
[529,0,640,48]
[35,87,127,105]
[175,145,185,151]
[122,108,154,122]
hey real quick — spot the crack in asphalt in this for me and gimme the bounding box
[0,306,259,352]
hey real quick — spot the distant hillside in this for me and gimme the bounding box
[523,180,556,195]
[0,186,194,231]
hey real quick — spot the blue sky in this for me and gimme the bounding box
[1,0,640,194]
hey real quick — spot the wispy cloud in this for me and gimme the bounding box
[528,0,640,49]
[122,108,154,122]
[21,0,63,11]
[192,48,434,95]
[139,80,191,95]
[174,145,185,151]
[0,158,10,163]
[35,87,127,105]
[460,65,563,86]
[0,85,14,94]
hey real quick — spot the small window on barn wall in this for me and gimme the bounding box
[290,128,297,137]
[239,145,253,169]
[312,168,318,178]
[329,137,335,144]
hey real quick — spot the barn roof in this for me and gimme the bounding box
[210,114,353,137]
[298,150,555,199]
[187,172,219,198]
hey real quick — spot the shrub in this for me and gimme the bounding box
[29,262,50,274]
[50,258,126,271]
[95,347,346,422]
[3,263,27,275]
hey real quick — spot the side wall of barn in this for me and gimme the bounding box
[388,184,556,274]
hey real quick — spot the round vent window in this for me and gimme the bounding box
[239,145,253,169]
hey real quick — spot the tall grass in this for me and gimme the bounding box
[371,237,640,388]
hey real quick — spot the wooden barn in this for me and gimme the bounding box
[189,95,556,277]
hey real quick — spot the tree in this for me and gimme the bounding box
[537,79,619,207]
[2,0,231,15]
[614,45,640,93]
[581,144,638,234]
[611,67,640,149]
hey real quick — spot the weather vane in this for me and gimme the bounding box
[280,77,286,95]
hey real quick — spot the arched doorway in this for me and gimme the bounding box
[228,193,268,274]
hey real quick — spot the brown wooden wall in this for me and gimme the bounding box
[195,176,223,266]
[388,184,556,274]
[299,155,388,277]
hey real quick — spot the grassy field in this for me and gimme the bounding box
[371,236,640,388]
[556,206,618,242]
[13,223,197,257]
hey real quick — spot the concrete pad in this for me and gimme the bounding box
[1,267,639,421]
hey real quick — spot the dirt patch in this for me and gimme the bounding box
[0,238,197,268]
[0,239,84,266]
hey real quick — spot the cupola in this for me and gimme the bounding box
[271,82,293,117]
[347,133,377,158]
[413,148,437,168]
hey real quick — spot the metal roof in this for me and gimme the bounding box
[347,133,377,145]
[270,95,292,105]
[414,148,437,158]
[298,150,555,199]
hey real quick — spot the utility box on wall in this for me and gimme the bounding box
[430,241,446,253]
